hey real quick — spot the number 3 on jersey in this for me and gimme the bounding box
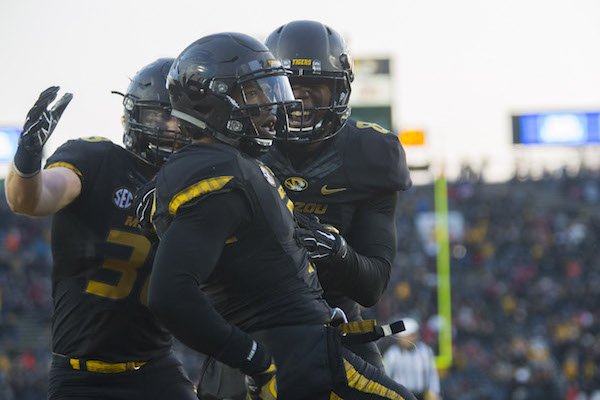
[85,229,151,301]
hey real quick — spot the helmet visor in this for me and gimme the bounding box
[233,75,297,139]
[239,75,295,106]
[128,106,189,165]
[139,108,180,134]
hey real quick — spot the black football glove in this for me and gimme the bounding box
[134,176,158,241]
[14,87,73,176]
[294,212,348,263]
[245,362,276,400]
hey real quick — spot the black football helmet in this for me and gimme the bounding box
[167,32,299,156]
[265,20,353,143]
[117,58,189,166]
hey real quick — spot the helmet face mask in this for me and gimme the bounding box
[167,33,300,157]
[120,58,190,166]
[125,103,186,160]
[138,108,178,134]
[285,75,351,143]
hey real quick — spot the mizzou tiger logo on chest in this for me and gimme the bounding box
[284,177,308,192]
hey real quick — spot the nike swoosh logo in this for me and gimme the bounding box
[321,185,347,195]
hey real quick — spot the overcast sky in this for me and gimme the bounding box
[2,0,600,180]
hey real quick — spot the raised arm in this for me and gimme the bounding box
[6,167,81,216]
[4,87,79,216]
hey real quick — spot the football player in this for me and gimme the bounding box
[263,20,412,369]
[4,59,197,400]
[147,32,416,400]
[199,21,412,399]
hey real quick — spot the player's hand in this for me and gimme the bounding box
[21,86,73,156]
[245,362,276,400]
[294,212,348,262]
[13,87,73,177]
[134,177,158,241]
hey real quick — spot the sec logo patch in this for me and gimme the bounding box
[284,177,308,192]
[113,187,134,209]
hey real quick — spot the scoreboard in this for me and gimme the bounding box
[512,111,600,146]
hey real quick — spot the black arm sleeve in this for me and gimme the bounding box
[320,192,398,307]
[148,190,269,374]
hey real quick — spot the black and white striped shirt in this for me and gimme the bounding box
[383,342,440,396]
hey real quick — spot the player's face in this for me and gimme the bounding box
[233,76,295,138]
[139,108,180,135]
[139,108,188,153]
[289,77,333,129]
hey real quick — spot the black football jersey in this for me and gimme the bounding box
[45,137,171,362]
[153,143,331,332]
[261,120,411,319]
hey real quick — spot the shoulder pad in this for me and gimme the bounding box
[155,144,247,216]
[46,137,115,160]
[342,120,412,192]
[44,137,116,179]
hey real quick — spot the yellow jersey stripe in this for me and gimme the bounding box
[46,162,83,177]
[150,190,157,223]
[330,392,344,400]
[168,176,233,215]
[277,185,286,199]
[69,359,81,370]
[343,359,406,399]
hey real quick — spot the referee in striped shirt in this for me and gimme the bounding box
[383,318,442,400]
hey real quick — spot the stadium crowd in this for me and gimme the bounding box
[1,167,600,399]
[375,166,600,400]
[0,179,53,400]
